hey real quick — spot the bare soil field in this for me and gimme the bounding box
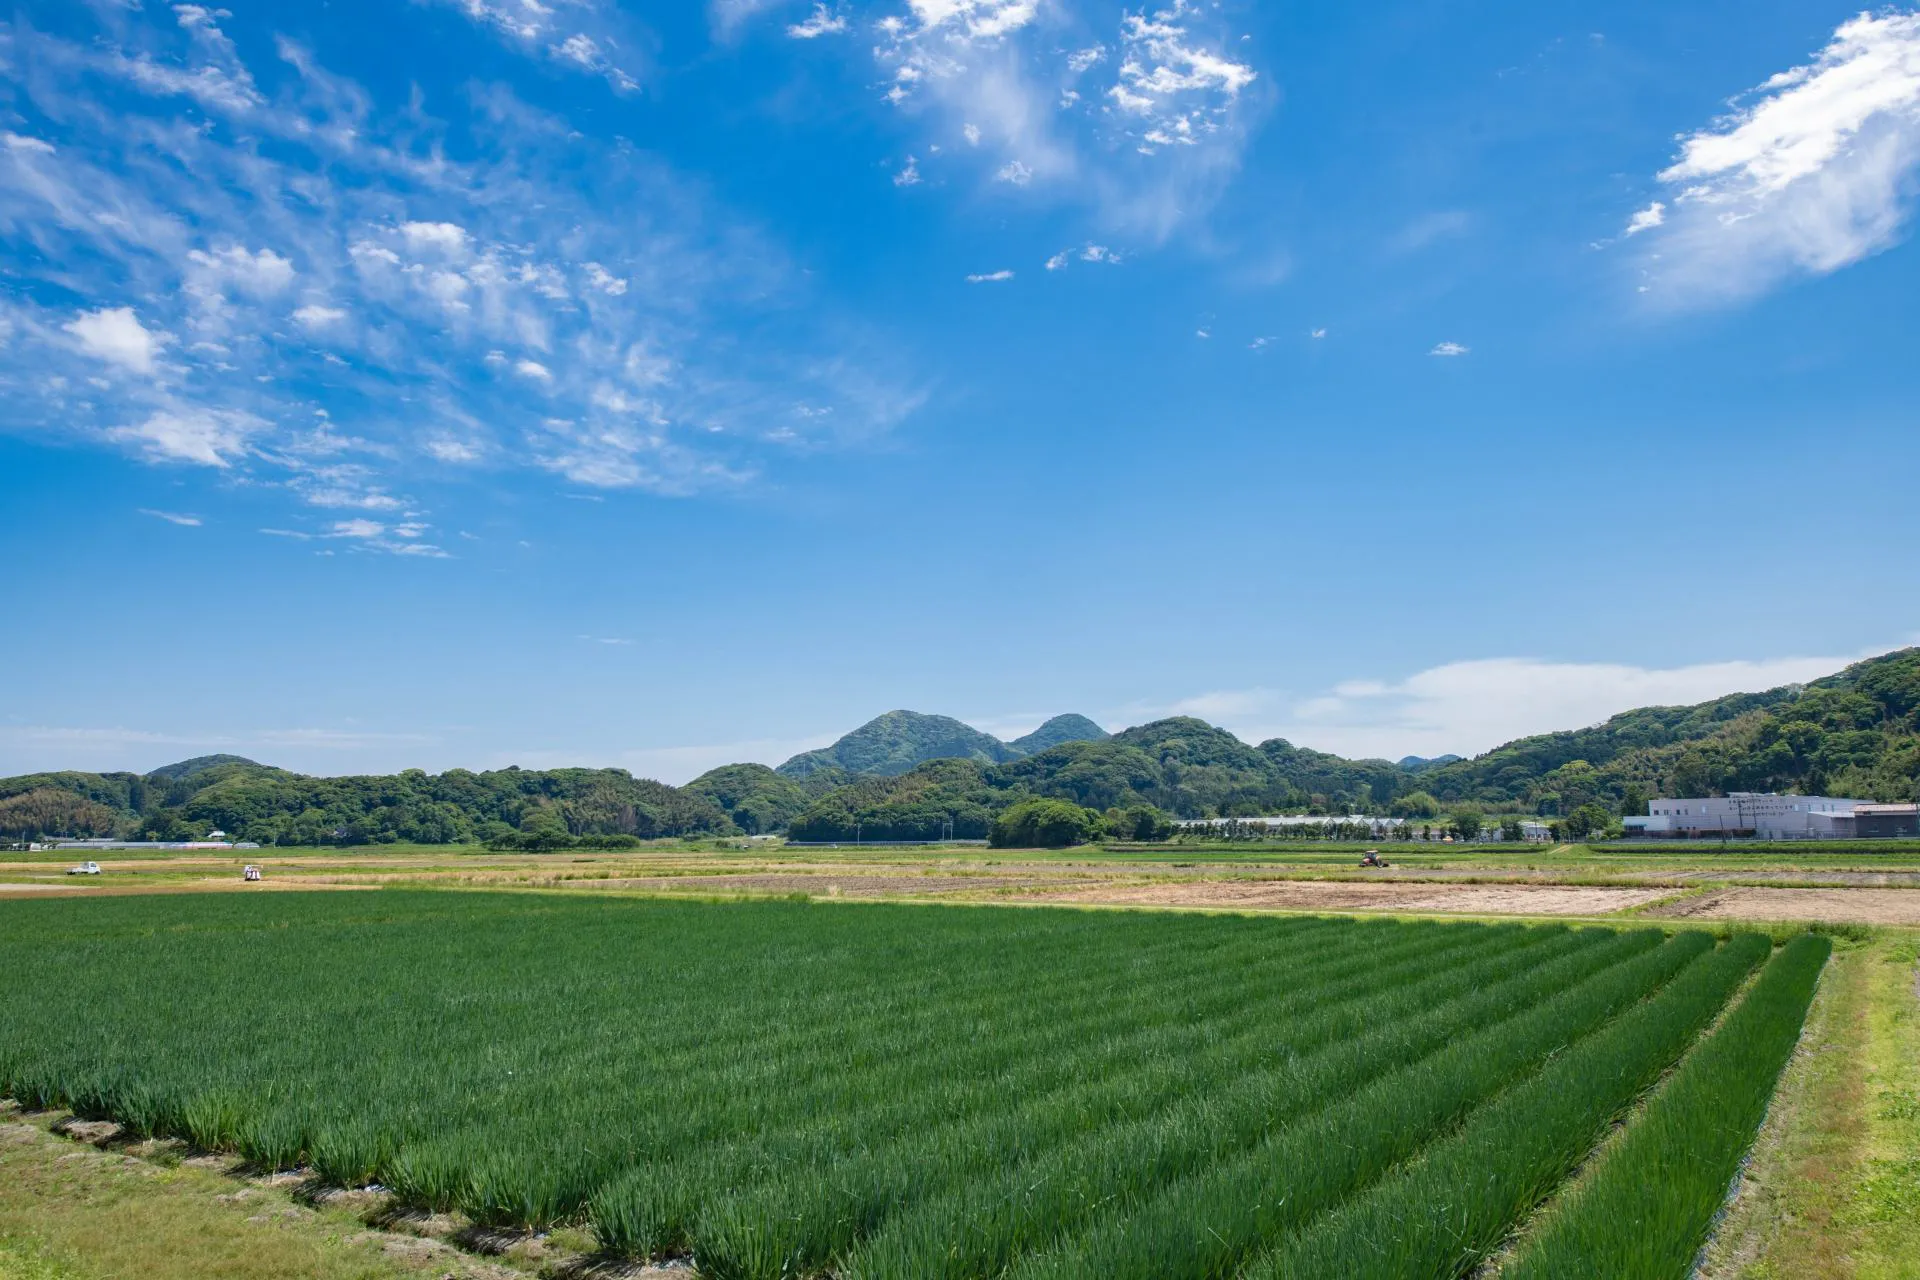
[586,871,1064,897]
[1023,878,1676,916]
[1654,886,1920,926]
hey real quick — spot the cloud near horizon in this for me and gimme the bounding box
[1148,650,1873,763]
[2,649,1894,784]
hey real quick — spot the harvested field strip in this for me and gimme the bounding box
[1499,933,1831,1280]
[1247,932,1775,1279]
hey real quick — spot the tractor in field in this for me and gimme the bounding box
[1359,850,1390,869]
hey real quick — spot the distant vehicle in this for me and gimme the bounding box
[67,861,102,876]
[242,865,262,882]
[1359,850,1390,869]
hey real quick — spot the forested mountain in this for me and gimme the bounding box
[1414,648,1920,812]
[1008,714,1110,755]
[0,760,729,846]
[7,649,1916,846]
[776,711,1020,778]
[680,764,815,835]
[775,709,1108,778]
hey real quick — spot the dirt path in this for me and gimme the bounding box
[1653,887,1920,925]
[1022,879,1673,916]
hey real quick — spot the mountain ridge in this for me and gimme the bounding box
[775,709,1110,779]
[5,648,1916,844]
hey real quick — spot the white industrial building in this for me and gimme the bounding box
[1623,793,1886,839]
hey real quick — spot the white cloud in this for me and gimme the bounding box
[400,221,470,254]
[1223,653,1870,762]
[1128,651,1877,764]
[430,0,642,91]
[1080,243,1115,262]
[870,0,1264,237]
[1623,201,1665,236]
[905,0,1040,41]
[3,132,57,155]
[1,7,917,509]
[1247,335,1272,349]
[1194,326,1210,338]
[1429,341,1469,356]
[329,518,385,538]
[894,155,923,186]
[582,263,628,295]
[107,409,257,467]
[709,0,788,39]
[966,268,1014,282]
[1110,1,1256,154]
[515,358,554,381]
[63,307,164,374]
[1066,46,1105,74]
[1309,327,1327,339]
[138,508,202,526]
[186,245,296,295]
[1631,11,1920,304]
[423,436,483,464]
[788,4,848,38]
[292,304,348,329]
[1044,249,1069,270]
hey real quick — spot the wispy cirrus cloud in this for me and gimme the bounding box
[138,508,202,526]
[857,0,1262,239]
[0,4,917,529]
[426,0,646,91]
[1628,10,1920,306]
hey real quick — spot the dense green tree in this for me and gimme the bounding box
[1562,802,1617,840]
[0,788,122,839]
[1391,791,1442,819]
[1114,804,1177,841]
[1450,808,1484,841]
[989,798,1103,848]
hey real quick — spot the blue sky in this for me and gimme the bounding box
[4,0,1919,781]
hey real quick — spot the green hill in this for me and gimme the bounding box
[777,711,1022,778]
[8,647,1916,846]
[0,761,731,846]
[681,763,813,836]
[145,754,261,783]
[1417,647,1920,812]
[1008,714,1109,755]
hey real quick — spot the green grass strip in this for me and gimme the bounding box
[1499,933,1831,1280]
[1249,932,1776,1280]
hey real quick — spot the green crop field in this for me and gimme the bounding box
[0,892,1826,1279]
